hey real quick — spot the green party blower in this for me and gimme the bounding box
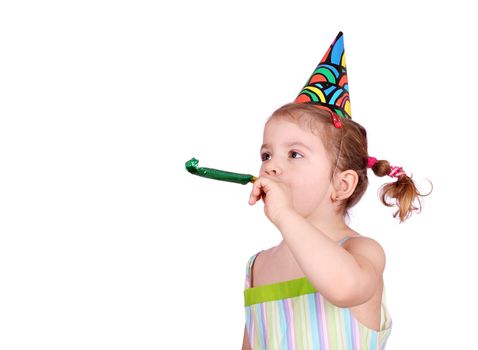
[185,157,256,185]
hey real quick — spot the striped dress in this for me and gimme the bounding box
[244,238,392,349]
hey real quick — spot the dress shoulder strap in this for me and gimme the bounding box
[338,234,360,246]
[244,251,263,289]
[338,236,351,246]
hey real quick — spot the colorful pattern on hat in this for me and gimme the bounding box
[294,32,351,121]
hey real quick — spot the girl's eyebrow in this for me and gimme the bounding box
[260,142,312,152]
[286,142,312,151]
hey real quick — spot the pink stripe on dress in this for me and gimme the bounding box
[314,293,326,350]
[286,298,296,350]
[320,294,330,349]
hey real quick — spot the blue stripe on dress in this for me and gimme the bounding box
[342,308,353,350]
[315,294,326,350]
[307,294,320,350]
[277,299,287,350]
[245,307,251,339]
[256,304,267,349]
[370,331,377,350]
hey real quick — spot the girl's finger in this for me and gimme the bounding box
[248,185,259,205]
[248,178,263,205]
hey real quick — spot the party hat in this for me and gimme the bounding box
[294,32,351,128]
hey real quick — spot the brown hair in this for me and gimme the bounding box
[269,103,431,222]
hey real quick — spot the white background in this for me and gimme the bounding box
[1,1,477,349]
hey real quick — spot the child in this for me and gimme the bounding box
[242,32,427,349]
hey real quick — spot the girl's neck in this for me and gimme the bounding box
[274,215,355,258]
[306,211,351,240]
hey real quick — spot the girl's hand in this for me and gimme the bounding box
[248,175,295,225]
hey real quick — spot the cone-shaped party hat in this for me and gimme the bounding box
[294,32,351,128]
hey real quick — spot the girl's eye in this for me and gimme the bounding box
[290,151,303,159]
[261,153,271,161]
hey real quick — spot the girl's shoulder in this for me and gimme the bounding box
[341,232,387,274]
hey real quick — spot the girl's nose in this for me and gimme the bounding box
[264,163,281,176]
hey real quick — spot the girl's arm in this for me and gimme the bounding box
[276,209,385,307]
[249,175,385,307]
[242,325,252,350]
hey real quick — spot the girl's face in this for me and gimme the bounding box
[259,117,335,218]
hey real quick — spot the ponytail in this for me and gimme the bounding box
[368,158,432,222]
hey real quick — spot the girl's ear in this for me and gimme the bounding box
[334,170,359,200]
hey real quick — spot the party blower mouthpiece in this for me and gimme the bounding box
[185,157,256,185]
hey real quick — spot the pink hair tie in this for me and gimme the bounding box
[389,166,406,178]
[367,157,377,168]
